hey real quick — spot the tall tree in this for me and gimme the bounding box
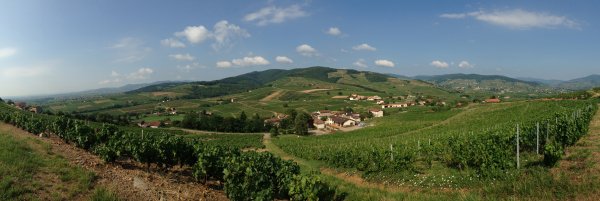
[294,112,310,135]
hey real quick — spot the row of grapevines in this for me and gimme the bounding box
[0,103,336,200]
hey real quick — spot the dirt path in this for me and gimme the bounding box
[554,104,600,200]
[0,123,228,201]
[260,90,284,102]
[300,88,334,93]
[174,127,268,135]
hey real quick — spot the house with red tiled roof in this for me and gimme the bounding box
[485,98,501,103]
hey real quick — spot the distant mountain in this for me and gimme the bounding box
[128,66,396,99]
[410,73,554,95]
[557,74,600,90]
[12,81,182,103]
[517,77,564,86]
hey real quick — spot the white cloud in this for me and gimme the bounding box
[244,5,308,26]
[175,25,210,44]
[458,60,474,68]
[431,60,449,68]
[212,20,250,49]
[111,37,151,63]
[0,47,17,58]
[440,13,467,19]
[177,62,205,72]
[128,68,154,80]
[171,21,249,50]
[296,44,317,57]
[326,27,342,36]
[275,56,293,64]
[169,53,195,61]
[232,56,270,66]
[352,43,376,51]
[160,38,186,48]
[216,61,233,68]
[440,9,579,29]
[353,59,368,68]
[374,59,394,67]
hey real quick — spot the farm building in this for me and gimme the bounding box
[28,106,43,114]
[326,116,356,127]
[485,98,501,103]
[382,103,409,109]
[313,118,326,129]
[138,121,161,128]
[369,109,384,117]
[367,96,382,101]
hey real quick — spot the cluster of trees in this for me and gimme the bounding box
[271,109,312,136]
[179,111,269,133]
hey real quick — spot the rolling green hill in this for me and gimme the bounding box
[557,74,600,90]
[412,73,557,97]
[42,66,460,117]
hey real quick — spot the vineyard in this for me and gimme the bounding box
[0,102,336,200]
[274,100,598,187]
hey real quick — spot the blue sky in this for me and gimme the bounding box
[1,0,599,96]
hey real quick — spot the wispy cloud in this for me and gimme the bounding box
[99,68,154,84]
[244,4,308,26]
[353,59,367,68]
[111,37,151,63]
[169,53,195,61]
[0,47,17,59]
[352,43,376,51]
[161,38,186,48]
[0,65,49,78]
[440,9,579,29]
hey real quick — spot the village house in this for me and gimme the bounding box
[369,109,384,117]
[264,114,289,127]
[313,118,326,129]
[14,102,26,110]
[28,106,43,114]
[326,116,356,127]
[138,121,161,128]
[367,96,382,101]
[485,98,501,103]
[381,102,409,109]
[376,100,385,105]
[342,112,361,122]
[167,107,177,115]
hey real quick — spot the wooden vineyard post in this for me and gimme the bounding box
[517,124,520,169]
[142,129,144,140]
[390,144,394,161]
[546,122,549,142]
[536,122,540,154]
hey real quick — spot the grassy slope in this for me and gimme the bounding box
[0,124,98,200]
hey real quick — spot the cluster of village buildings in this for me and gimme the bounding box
[9,102,43,114]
